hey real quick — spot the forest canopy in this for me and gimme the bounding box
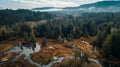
[0,9,120,58]
[0,9,53,25]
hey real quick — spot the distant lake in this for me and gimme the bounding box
[33,8,63,12]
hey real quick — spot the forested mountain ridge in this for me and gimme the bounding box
[32,1,120,13]
[79,1,120,8]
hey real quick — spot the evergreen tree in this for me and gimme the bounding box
[41,38,47,47]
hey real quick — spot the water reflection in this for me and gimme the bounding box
[6,43,40,55]
[0,43,64,67]
[1,43,41,62]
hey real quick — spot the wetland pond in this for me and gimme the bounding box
[0,42,119,67]
[0,43,64,67]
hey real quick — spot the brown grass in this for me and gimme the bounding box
[31,38,72,64]
[71,38,99,58]
[0,37,100,67]
[0,55,37,67]
[0,52,17,62]
[0,39,22,54]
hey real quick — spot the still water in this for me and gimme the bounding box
[0,43,64,67]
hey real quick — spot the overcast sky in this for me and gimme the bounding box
[0,0,119,9]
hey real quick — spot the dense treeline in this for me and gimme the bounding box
[0,11,120,58]
[0,9,53,25]
[35,16,98,39]
[102,30,120,58]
